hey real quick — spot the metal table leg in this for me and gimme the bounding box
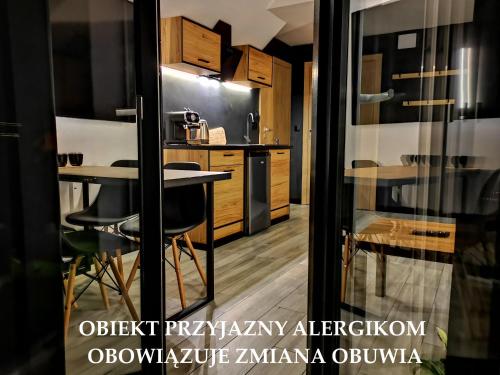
[206,181,214,301]
[372,243,387,297]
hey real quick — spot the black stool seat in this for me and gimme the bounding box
[120,217,200,237]
[62,230,139,258]
[66,210,137,226]
[65,159,139,227]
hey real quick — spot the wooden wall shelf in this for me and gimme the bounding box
[392,70,460,80]
[403,99,455,107]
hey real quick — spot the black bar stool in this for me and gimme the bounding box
[61,229,140,340]
[64,160,139,304]
[120,162,207,309]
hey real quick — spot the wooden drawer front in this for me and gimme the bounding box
[271,150,290,186]
[210,150,244,167]
[211,164,244,228]
[182,19,221,72]
[271,205,290,220]
[271,150,290,210]
[215,221,243,240]
[271,182,289,210]
[248,48,273,86]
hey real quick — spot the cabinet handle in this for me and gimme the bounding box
[115,108,137,117]
[223,153,235,157]
[223,169,235,172]
[277,152,285,155]
[257,76,266,80]
[198,58,210,64]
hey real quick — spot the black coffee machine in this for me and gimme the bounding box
[165,110,201,144]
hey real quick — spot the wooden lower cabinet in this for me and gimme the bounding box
[210,164,244,229]
[270,150,290,220]
[163,149,244,244]
[164,148,290,243]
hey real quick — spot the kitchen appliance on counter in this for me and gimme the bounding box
[197,120,210,145]
[165,110,209,144]
[246,151,271,235]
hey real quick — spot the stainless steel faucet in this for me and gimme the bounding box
[244,112,254,144]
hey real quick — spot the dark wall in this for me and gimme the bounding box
[50,0,135,122]
[359,0,500,124]
[265,41,313,203]
[162,74,259,144]
[361,24,469,124]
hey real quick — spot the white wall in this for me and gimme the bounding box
[345,119,500,169]
[56,117,138,219]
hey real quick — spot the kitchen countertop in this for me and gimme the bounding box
[164,143,292,150]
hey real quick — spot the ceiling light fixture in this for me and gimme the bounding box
[161,66,198,82]
[222,82,252,93]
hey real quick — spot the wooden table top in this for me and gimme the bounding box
[344,165,486,186]
[354,215,456,253]
[58,166,231,187]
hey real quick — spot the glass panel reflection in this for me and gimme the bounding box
[50,0,141,373]
[342,0,499,373]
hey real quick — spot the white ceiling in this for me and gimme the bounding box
[360,0,476,36]
[160,0,476,48]
[160,0,314,48]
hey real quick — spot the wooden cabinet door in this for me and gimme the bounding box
[273,58,292,145]
[210,150,244,167]
[210,164,244,228]
[182,19,221,72]
[248,47,273,86]
[270,150,290,210]
[259,57,291,145]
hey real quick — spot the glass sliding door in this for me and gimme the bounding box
[49,0,146,373]
[49,0,169,373]
[338,0,500,374]
[1,0,66,373]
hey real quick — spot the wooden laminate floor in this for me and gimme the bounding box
[65,205,452,375]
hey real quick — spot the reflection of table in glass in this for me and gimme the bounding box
[344,165,490,213]
[342,212,456,302]
[58,166,231,318]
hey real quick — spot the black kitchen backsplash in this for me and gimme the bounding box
[161,73,259,144]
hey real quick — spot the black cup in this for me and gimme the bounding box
[68,152,83,166]
[400,154,411,166]
[459,156,468,168]
[57,153,68,167]
[451,156,460,168]
[429,155,441,167]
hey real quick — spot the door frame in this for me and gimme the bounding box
[301,61,313,204]
[307,0,350,374]
[134,0,167,373]
[1,0,66,372]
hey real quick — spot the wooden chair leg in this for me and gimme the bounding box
[341,234,351,303]
[64,256,82,341]
[108,255,139,321]
[184,233,207,285]
[171,238,187,309]
[115,249,124,304]
[116,249,124,276]
[63,276,78,309]
[125,252,141,293]
[120,251,140,303]
[93,256,110,310]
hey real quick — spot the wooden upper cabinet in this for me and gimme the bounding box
[161,17,221,75]
[259,57,292,145]
[232,45,273,88]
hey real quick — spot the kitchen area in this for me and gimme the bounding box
[51,1,313,372]
[160,15,295,243]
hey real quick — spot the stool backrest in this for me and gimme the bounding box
[83,160,140,221]
[163,162,206,228]
[352,159,379,168]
